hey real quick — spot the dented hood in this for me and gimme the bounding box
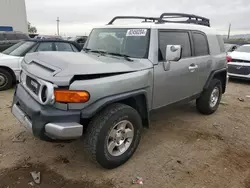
[22,51,153,86]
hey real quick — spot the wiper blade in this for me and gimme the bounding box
[83,48,106,55]
[88,49,107,56]
[106,52,133,62]
[82,48,91,52]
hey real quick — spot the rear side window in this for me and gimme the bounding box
[216,35,225,52]
[193,32,209,56]
[5,33,17,40]
[36,42,53,51]
[55,42,73,51]
[159,31,191,60]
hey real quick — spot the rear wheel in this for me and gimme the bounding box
[0,68,13,91]
[196,79,222,115]
[85,103,142,169]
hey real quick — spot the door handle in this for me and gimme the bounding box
[188,64,198,72]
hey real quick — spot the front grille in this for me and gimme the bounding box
[232,59,250,63]
[228,65,250,75]
[26,76,41,95]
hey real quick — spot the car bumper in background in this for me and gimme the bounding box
[228,73,250,80]
[12,84,83,140]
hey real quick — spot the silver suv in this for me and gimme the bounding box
[11,13,227,169]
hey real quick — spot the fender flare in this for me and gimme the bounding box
[204,68,227,91]
[80,89,149,119]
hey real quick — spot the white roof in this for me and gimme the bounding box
[97,22,217,35]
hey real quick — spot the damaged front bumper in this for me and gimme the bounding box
[12,84,83,140]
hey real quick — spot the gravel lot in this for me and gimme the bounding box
[0,80,250,188]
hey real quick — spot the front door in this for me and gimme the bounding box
[152,30,200,109]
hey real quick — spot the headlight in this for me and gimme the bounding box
[20,71,26,83]
[38,81,55,105]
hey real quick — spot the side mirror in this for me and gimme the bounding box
[165,45,181,61]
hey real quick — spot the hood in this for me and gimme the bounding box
[229,51,250,61]
[0,53,20,60]
[22,51,153,86]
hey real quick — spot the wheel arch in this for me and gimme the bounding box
[0,66,16,84]
[204,68,227,94]
[81,90,150,128]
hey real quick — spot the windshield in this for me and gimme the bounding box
[85,28,150,58]
[2,41,35,56]
[235,45,250,53]
[2,41,25,55]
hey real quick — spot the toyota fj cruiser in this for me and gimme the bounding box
[11,13,227,169]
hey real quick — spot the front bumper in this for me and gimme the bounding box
[12,84,83,140]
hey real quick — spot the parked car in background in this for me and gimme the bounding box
[227,44,250,80]
[224,43,239,54]
[0,39,81,90]
[34,35,62,40]
[62,36,72,40]
[29,33,39,38]
[69,36,88,48]
[0,31,29,52]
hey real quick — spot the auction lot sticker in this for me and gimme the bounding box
[126,29,147,36]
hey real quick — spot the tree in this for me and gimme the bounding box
[28,22,37,34]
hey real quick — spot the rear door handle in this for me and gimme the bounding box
[188,64,198,72]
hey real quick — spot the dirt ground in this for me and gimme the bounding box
[0,79,250,188]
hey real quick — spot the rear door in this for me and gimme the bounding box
[153,30,200,108]
[191,31,212,92]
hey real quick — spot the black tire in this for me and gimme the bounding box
[196,79,222,115]
[0,68,13,91]
[85,103,142,169]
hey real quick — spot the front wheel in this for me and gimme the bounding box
[196,79,222,115]
[85,103,142,169]
[0,68,13,91]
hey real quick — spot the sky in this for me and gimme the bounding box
[25,0,250,36]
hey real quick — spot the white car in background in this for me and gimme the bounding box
[227,44,250,80]
[0,39,81,91]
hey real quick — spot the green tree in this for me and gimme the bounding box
[28,22,37,34]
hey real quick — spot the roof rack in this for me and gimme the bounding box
[159,13,210,27]
[108,16,159,25]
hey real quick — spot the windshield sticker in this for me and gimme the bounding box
[126,29,147,36]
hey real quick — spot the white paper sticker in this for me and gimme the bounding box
[126,29,147,36]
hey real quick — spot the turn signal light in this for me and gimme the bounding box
[54,90,90,103]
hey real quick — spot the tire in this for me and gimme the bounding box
[0,68,13,91]
[196,78,222,115]
[85,103,142,169]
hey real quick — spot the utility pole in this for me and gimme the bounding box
[56,17,60,36]
[227,23,231,39]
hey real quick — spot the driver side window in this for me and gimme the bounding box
[159,31,192,61]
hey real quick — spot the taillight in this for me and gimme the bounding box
[226,56,232,63]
